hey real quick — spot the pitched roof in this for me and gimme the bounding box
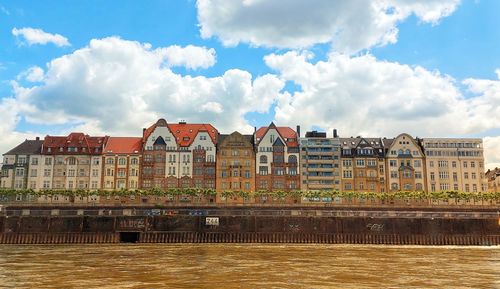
[168,123,218,147]
[42,133,108,155]
[143,119,218,147]
[103,137,142,154]
[255,124,298,147]
[3,139,43,156]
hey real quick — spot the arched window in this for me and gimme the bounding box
[404,184,412,190]
[398,149,403,155]
[130,158,138,165]
[106,158,114,165]
[260,155,268,164]
[288,155,297,163]
[405,149,411,155]
[118,158,126,165]
[391,183,399,190]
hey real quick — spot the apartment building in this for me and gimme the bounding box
[1,138,43,190]
[385,133,426,192]
[41,133,108,190]
[300,130,341,191]
[216,131,255,192]
[254,123,300,191]
[141,119,217,189]
[485,167,499,192]
[102,137,142,190]
[421,138,485,192]
[340,137,386,192]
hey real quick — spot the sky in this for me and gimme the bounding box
[0,0,499,168]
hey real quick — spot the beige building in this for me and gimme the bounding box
[102,137,142,190]
[300,130,341,191]
[385,134,426,192]
[1,138,43,190]
[421,138,485,192]
[42,133,108,190]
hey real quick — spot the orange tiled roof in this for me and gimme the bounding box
[42,133,108,155]
[255,124,298,147]
[104,137,142,154]
[143,119,218,147]
[168,123,218,147]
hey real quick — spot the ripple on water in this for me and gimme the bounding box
[0,244,498,288]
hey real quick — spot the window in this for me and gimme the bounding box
[118,158,126,165]
[438,161,448,168]
[416,183,423,191]
[343,170,352,178]
[30,169,37,177]
[464,172,469,179]
[342,159,352,167]
[439,172,449,179]
[356,159,365,167]
[260,155,268,164]
[391,183,399,190]
[130,158,138,165]
[92,169,99,177]
[390,171,398,178]
[15,168,24,177]
[367,159,376,167]
[44,169,51,177]
[389,160,397,167]
[414,160,421,168]
[463,161,468,168]
[288,155,297,163]
[259,166,268,175]
[45,158,52,166]
[31,157,38,165]
[92,158,100,165]
[429,161,434,168]
[452,161,457,168]
[68,157,77,165]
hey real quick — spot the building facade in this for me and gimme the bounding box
[141,119,217,189]
[254,123,300,191]
[41,133,108,190]
[216,132,255,192]
[385,134,426,192]
[421,138,485,192]
[102,137,142,190]
[485,167,499,192]
[340,137,386,192]
[1,138,43,190]
[300,130,341,191]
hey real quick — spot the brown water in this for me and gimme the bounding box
[0,244,498,289]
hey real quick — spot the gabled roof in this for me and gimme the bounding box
[143,119,218,147]
[273,137,285,147]
[153,136,167,146]
[42,133,108,155]
[3,139,43,156]
[103,137,142,154]
[255,122,298,147]
[168,123,218,147]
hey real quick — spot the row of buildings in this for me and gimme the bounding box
[0,118,492,193]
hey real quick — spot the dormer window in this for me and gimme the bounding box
[183,137,189,141]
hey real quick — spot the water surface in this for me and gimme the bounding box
[0,244,498,288]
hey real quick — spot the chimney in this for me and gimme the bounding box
[142,128,146,137]
[333,129,338,138]
[254,126,256,134]
[35,137,40,141]
[296,125,301,138]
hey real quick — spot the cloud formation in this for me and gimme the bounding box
[12,27,70,47]
[7,37,284,142]
[161,45,216,69]
[196,0,460,53]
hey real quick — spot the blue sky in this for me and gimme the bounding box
[1,0,500,167]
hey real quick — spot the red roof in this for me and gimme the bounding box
[104,137,142,154]
[143,119,218,147]
[255,124,298,147]
[42,133,109,155]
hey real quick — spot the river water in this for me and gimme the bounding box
[0,244,498,288]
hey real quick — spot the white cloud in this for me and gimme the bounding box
[19,66,45,82]
[264,51,500,167]
[196,0,460,53]
[12,27,70,47]
[161,45,216,69]
[484,137,500,170]
[9,37,284,140]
